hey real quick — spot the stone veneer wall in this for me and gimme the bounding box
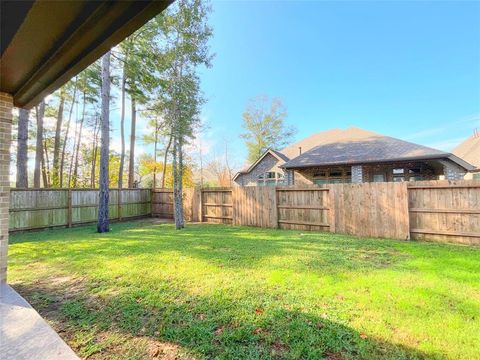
[0,93,12,283]
[234,153,287,186]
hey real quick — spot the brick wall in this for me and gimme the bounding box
[440,160,467,181]
[0,92,13,283]
[351,165,363,183]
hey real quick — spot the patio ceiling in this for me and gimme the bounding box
[0,0,172,109]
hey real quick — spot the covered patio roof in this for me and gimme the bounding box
[0,1,173,358]
[0,0,172,108]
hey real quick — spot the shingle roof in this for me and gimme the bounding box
[452,132,480,169]
[282,127,470,169]
[280,128,364,159]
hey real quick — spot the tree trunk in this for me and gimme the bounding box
[118,66,127,189]
[172,136,182,230]
[16,108,29,188]
[52,91,65,187]
[60,82,78,187]
[128,96,137,188]
[178,138,185,228]
[97,51,111,233]
[153,125,159,189]
[43,136,50,187]
[161,132,173,188]
[34,101,45,188]
[90,116,99,188]
[72,95,86,188]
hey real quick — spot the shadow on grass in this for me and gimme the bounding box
[13,275,443,360]
[10,221,415,277]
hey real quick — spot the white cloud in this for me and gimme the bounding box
[426,137,467,152]
[404,113,480,141]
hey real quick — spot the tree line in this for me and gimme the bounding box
[13,0,213,231]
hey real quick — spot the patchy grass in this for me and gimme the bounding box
[8,220,480,359]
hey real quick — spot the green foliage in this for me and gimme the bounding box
[9,222,480,359]
[138,153,194,188]
[241,95,297,163]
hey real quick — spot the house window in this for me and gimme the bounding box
[373,174,385,182]
[473,173,480,180]
[313,168,351,184]
[392,167,424,182]
[257,171,284,186]
[393,168,405,182]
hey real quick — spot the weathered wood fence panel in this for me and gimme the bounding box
[330,182,410,240]
[152,188,202,222]
[201,188,233,224]
[9,189,68,230]
[408,180,480,245]
[151,189,174,218]
[276,186,330,231]
[9,188,151,231]
[232,186,277,228]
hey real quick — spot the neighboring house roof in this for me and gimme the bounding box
[452,131,480,170]
[235,128,377,178]
[280,127,376,159]
[282,128,475,170]
[233,149,288,181]
[234,127,476,182]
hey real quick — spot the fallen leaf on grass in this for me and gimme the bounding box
[214,326,224,336]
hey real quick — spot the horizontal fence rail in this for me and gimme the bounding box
[9,180,480,245]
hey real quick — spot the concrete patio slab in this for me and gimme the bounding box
[0,283,78,360]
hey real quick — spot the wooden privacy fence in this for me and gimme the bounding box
[408,181,480,244]
[152,181,480,245]
[9,188,151,231]
[9,181,480,244]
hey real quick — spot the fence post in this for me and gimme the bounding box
[274,187,280,229]
[403,182,410,240]
[150,188,154,217]
[199,188,203,222]
[328,186,335,233]
[118,189,122,221]
[67,189,72,228]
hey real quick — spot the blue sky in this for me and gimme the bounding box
[195,0,480,168]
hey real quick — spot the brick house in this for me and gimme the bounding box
[453,130,480,180]
[233,127,475,186]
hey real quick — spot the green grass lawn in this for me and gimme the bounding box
[8,220,480,360]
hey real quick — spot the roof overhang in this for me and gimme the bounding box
[282,154,477,171]
[1,0,173,109]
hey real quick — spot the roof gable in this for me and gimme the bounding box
[233,149,285,180]
[453,133,480,168]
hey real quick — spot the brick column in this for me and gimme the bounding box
[0,93,13,283]
[286,170,295,185]
[351,165,363,183]
[439,160,466,181]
